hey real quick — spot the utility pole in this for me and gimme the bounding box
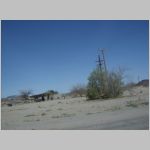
[96,48,107,72]
[96,48,108,98]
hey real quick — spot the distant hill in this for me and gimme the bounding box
[136,79,149,87]
[2,95,21,101]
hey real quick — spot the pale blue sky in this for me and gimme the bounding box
[1,20,149,97]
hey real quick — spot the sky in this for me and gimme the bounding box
[1,20,149,97]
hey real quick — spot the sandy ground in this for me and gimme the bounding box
[1,86,149,130]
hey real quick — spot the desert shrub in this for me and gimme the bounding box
[126,101,138,107]
[87,68,124,100]
[70,84,87,97]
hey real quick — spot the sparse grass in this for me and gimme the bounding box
[24,114,36,117]
[126,101,138,108]
[41,112,46,116]
[111,106,121,111]
[15,108,27,111]
[141,102,149,106]
[36,119,40,121]
[46,109,52,112]
[126,99,149,108]
[9,109,14,111]
[51,113,75,119]
[24,118,40,122]
[105,106,122,111]
[24,119,34,122]
[62,113,75,117]
[87,106,122,115]
[51,115,60,119]
[57,108,63,111]
[86,112,96,115]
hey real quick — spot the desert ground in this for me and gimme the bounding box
[1,86,149,130]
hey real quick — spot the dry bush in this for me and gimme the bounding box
[70,84,87,97]
[87,68,124,100]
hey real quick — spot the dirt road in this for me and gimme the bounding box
[69,107,149,130]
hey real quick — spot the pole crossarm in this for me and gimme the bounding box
[96,48,107,72]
